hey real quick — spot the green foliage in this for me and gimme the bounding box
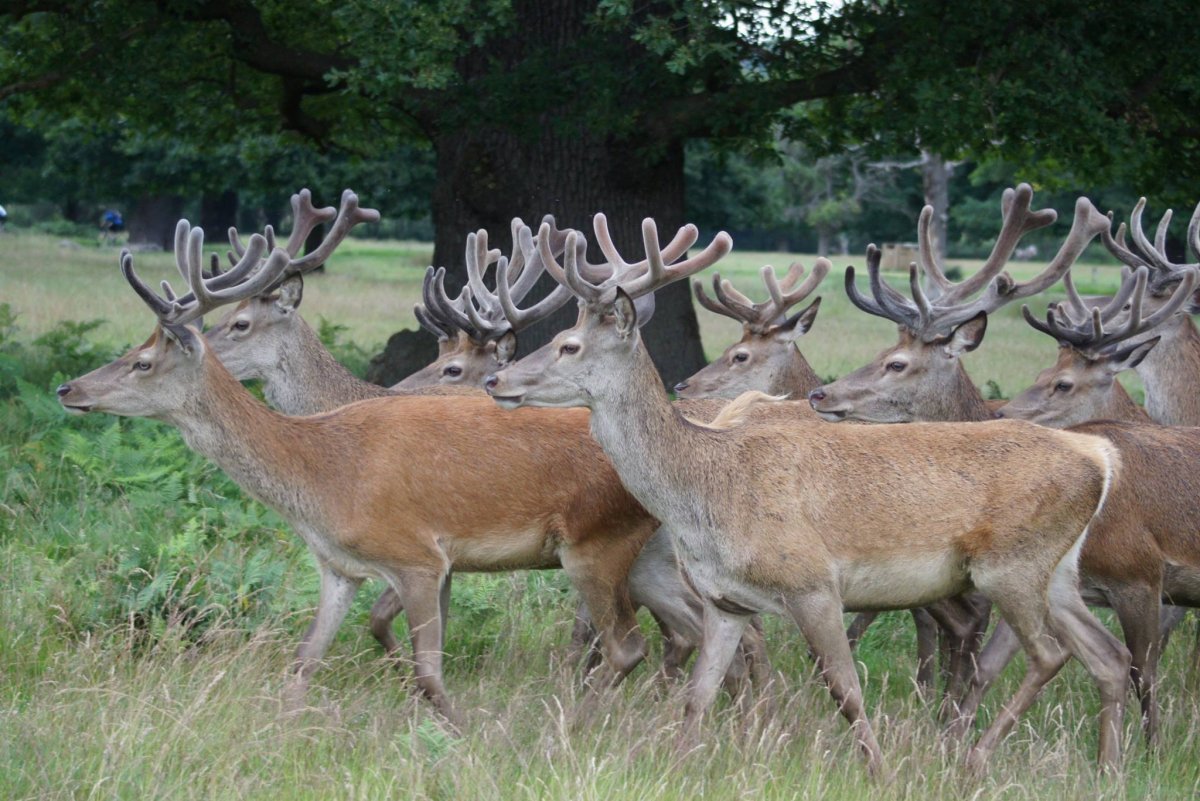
[316,316,376,380]
[0,304,113,398]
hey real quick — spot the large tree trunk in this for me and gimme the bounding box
[369,129,707,388]
[128,194,185,250]
[199,190,239,242]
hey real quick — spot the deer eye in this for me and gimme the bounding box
[443,365,462,377]
[232,320,250,332]
[560,343,580,356]
[1054,381,1073,393]
[886,361,906,373]
[133,360,152,372]
[733,352,749,363]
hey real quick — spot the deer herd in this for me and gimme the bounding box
[54,183,1200,777]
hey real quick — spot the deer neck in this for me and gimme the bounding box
[587,344,714,510]
[1103,381,1152,423]
[776,347,822,398]
[1135,316,1200,426]
[928,361,993,422]
[168,355,340,527]
[264,316,388,415]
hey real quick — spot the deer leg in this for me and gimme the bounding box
[912,607,938,691]
[439,571,453,645]
[391,568,459,728]
[926,594,991,707]
[788,589,884,776]
[1158,606,1187,652]
[1108,582,1162,745]
[943,619,1020,736]
[1043,564,1130,771]
[290,562,363,703]
[560,546,647,690]
[678,600,751,748]
[845,611,878,651]
[368,587,405,657]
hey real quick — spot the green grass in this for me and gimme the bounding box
[1,231,1195,799]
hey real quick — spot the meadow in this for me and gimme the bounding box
[1,229,1196,800]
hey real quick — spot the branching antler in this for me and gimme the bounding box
[122,189,379,327]
[538,214,732,308]
[1021,265,1197,353]
[693,259,830,333]
[417,217,573,343]
[1101,197,1200,294]
[845,188,1110,341]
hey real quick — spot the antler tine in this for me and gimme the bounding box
[1188,202,1200,261]
[121,251,175,319]
[692,276,751,324]
[1128,198,1173,273]
[464,229,503,317]
[282,188,338,257]
[495,254,574,333]
[1127,197,1200,291]
[845,246,916,325]
[560,230,608,304]
[907,264,933,331]
[620,218,731,300]
[591,213,700,284]
[712,275,759,321]
[505,218,529,287]
[429,267,478,336]
[1061,268,1090,318]
[282,189,381,278]
[419,267,463,338]
[413,303,452,342]
[916,205,953,299]
[939,184,1058,305]
[765,259,829,313]
[183,243,292,325]
[460,285,505,341]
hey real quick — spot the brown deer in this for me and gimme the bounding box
[674,259,829,399]
[56,204,730,725]
[986,266,1200,741]
[808,186,1110,697]
[486,214,1131,773]
[202,203,766,685]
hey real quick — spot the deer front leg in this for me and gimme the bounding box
[678,599,752,750]
[289,561,363,708]
[391,567,459,729]
[788,589,884,777]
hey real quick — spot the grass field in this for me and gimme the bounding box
[2,230,1196,800]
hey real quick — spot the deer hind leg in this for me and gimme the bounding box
[845,611,878,651]
[943,618,1021,737]
[390,567,459,728]
[290,561,363,705]
[559,540,647,689]
[369,587,405,657]
[1043,552,1130,771]
[1108,581,1163,745]
[926,593,992,711]
[787,589,884,777]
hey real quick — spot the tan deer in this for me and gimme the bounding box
[56,204,738,724]
[808,186,1110,698]
[674,259,828,399]
[486,214,1131,773]
[986,266,1200,741]
[201,198,766,690]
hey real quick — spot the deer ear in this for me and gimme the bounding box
[495,330,517,365]
[276,275,304,312]
[161,323,203,358]
[612,288,638,339]
[1106,336,1160,373]
[943,311,987,357]
[774,297,821,341]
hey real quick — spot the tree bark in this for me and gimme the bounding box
[199,190,239,242]
[921,150,951,262]
[129,194,184,250]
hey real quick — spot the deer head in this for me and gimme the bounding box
[809,187,1110,422]
[998,265,1195,426]
[204,189,380,379]
[393,217,572,388]
[675,259,829,399]
[486,214,731,408]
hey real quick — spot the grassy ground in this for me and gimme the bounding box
[1,231,1195,800]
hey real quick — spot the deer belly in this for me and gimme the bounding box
[447,526,562,572]
[837,552,969,611]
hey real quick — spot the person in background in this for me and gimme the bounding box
[0,204,7,232]
[99,208,124,244]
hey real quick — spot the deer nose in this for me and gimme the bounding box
[673,380,689,393]
[484,374,499,393]
[56,383,72,398]
[808,388,826,405]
